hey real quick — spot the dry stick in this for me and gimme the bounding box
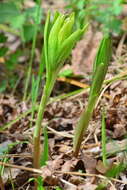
[0,154,32,158]
[0,161,126,185]
[95,82,112,108]
[47,126,73,138]
[0,161,42,174]
[116,33,126,57]
[55,171,127,185]
[57,77,89,88]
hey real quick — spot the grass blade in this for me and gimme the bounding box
[101,110,107,167]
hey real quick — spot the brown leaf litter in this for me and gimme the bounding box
[1,34,127,189]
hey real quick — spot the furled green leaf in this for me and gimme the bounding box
[58,13,74,45]
[57,24,88,66]
[93,35,112,77]
[48,15,65,67]
[44,11,88,76]
[89,35,112,99]
[89,63,106,99]
[52,11,61,25]
[44,11,51,76]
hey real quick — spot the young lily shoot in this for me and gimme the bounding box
[33,11,88,170]
[73,35,112,157]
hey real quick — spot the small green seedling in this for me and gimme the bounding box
[106,162,127,178]
[33,11,88,173]
[29,176,45,190]
[73,35,112,156]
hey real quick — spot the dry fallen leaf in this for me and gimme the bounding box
[41,165,59,185]
[78,183,97,190]
[96,160,110,174]
[82,154,97,174]
[72,27,103,75]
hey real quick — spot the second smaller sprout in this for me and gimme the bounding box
[73,35,112,156]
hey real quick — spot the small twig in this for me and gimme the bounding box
[83,132,92,144]
[116,33,126,57]
[104,69,127,84]
[0,161,126,185]
[55,171,127,185]
[0,154,32,158]
[57,77,89,88]
[47,126,73,138]
[95,82,112,108]
[82,142,100,149]
[0,161,42,174]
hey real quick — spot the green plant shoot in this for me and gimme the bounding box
[73,35,112,157]
[33,11,88,170]
[101,110,107,167]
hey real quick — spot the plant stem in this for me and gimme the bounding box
[33,85,48,169]
[33,79,51,190]
[73,95,98,157]
[33,75,55,169]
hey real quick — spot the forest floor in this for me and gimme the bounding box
[0,0,127,190]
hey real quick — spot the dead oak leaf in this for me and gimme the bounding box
[41,165,59,186]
